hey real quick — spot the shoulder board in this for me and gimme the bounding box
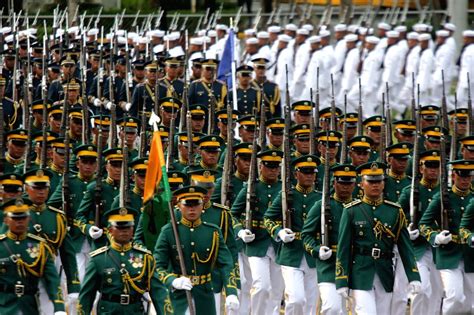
[27,233,47,242]
[193,79,202,84]
[216,79,225,85]
[133,244,152,254]
[90,246,108,257]
[202,221,221,230]
[3,96,14,103]
[48,206,65,215]
[0,234,6,241]
[344,199,362,208]
[384,200,402,208]
[212,202,230,211]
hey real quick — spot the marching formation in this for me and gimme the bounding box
[0,3,474,315]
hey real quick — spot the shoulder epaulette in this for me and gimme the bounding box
[133,244,152,254]
[212,202,230,211]
[384,200,402,208]
[344,199,362,208]
[48,206,65,215]
[202,221,221,230]
[90,246,108,257]
[216,79,225,85]
[0,234,6,241]
[27,233,47,242]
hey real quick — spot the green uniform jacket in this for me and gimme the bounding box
[231,179,282,257]
[154,218,237,315]
[4,154,22,173]
[316,160,338,191]
[211,172,246,204]
[384,173,411,202]
[264,187,321,268]
[76,178,120,249]
[398,182,439,260]
[335,199,420,292]
[0,233,65,314]
[110,186,144,225]
[78,242,155,314]
[29,205,80,293]
[459,199,474,272]
[48,174,94,253]
[201,202,239,293]
[419,188,474,270]
[49,166,63,198]
[302,196,352,283]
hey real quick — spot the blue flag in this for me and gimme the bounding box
[217,29,235,89]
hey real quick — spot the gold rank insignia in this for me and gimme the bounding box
[344,167,350,171]
[88,146,93,151]
[189,188,195,193]
[307,157,312,162]
[119,208,128,215]
[36,170,44,177]
[129,253,144,268]
[26,244,39,259]
[370,162,378,170]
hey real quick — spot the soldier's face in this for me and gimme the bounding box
[146,69,157,82]
[295,138,310,154]
[318,143,339,161]
[361,179,385,199]
[420,164,440,181]
[395,132,415,144]
[259,163,281,182]
[349,150,370,167]
[49,115,62,133]
[239,128,255,143]
[106,161,122,181]
[4,215,30,235]
[7,140,27,159]
[179,200,204,222]
[389,157,409,174]
[134,174,146,190]
[366,129,381,144]
[254,67,266,78]
[201,150,220,166]
[334,181,356,200]
[421,118,437,129]
[462,147,474,160]
[25,185,49,205]
[191,117,205,132]
[295,170,316,187]
[166,65,178,78]
[70,119,83,136]
[268,132,283,147]
[202,67,215,81]
[424,140,440,150]
[67,89,79,102]
[295,112,311,124]
[235,156,251,175]
[77,158,98,178]
[453,174,473,190]
[52,151,66,168]
[109,226,134,244]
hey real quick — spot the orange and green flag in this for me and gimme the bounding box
[144,131,171,203]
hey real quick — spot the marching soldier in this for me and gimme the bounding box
[158,97,181,132]
[0,198,66,315]
[318,107,343,131]
[187,104,208,133]
[118,117,141,161]
[251,56,281,119]
[172,132,203,171]
[158,56,185,100]
[184,135,225,179]
[236,115,257,144]
[78,206,155,314]
[460,135,474,160]
[48,139,73,195]
[420,105,440,129]
[302,164,358,315]
[291,101,313,125]
[229,65,261,116]
[48,145,98,282]
[363,116,384,162]
[130,62,160,118]
[398,150,443,314]
[22,169,81,313]
[4,129,28,173]
[47,104,64,135]
[315,131,343,190]
[384,143,412,202]
[15,131,57,174]
[47,54,80,103]
[0,173,24,201]
[264,155,321,315]
[347,136,374,168]
[336,162,421,314]
[91,115,111,148]
[154,186,239,315]
[188,58,227,111]
[265,118,285,151]
[231,150,285,315]
[338,113,359,142]
[76,148,124,249]
[392,120,416,145]
[290,124,311,160]
[419,160,474,314]
[215,109,239,145]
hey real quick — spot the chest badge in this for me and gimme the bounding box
[26,244,39,259]
[129,253,143,268]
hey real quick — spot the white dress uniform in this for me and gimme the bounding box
[274,46,294,107]
[300,47,322,102]
[319,44,336,106]
[456,43,474,107]
[338,46,359,105]
[258,44,272,60]
[347,47,383,117]
[290,43,313,103]
[377,43,402,105]
[331,38,347,92]
[397,45,421,112]
[416,47,435,105]
[431,42,455,106]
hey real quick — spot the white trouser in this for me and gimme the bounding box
[238,252,252,315]
[390,246,409,315]
[319,282,344,315]
[214,293,239,315]
[439,260,474,315]
[40,256,64,315]
[76,240,91,283]
[352,274,392,315]
[280,256,318,315]
[247,246,285,315]
[411,249,443,315]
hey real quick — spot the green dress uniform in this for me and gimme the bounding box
[0,232,65,314]
[78,207,155,315]
[335,196,420,291]
[459,198,474,269]
[385,171,411,202]
[211,171,247,203]
[303,195,352,283]
[4,154,24,173]
[110,185,144,223]
[419,187,474,270]
[154,217,237,315]
[264,185,321,268]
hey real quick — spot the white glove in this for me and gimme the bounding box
[54,312,67,315]
[67,292,79,301]
[143,292,151,302]
[319,246,332,260]
[88,226,103,240]
[408,223,420,241]
[337,287,349,299]
[435,230,452,245]
[171,276,193,291]
[471,236,474,248]
[149,111,161,130]
[93,98,102,107]
[124,102,132,112]
[409,281,421,295]
[105,101,113,110]
[277,228,295,243]
[225,294,240,311]
[238,229,255,243]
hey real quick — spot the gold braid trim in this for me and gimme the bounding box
[460,227,472,243]
[394,208,407,242]
[121,253,155,294]
[16,242,50,278]
[43,213,66,249]
[220,209,229,242]
[192,230,219,267]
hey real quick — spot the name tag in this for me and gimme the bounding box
[355,221,367,226]
[104,268,116,273]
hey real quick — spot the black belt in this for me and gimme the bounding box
[0,283,37,296]
[355,247,394,260]
[101,293,142,305]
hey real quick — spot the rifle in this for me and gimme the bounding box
[207,84,217,134]
[119,117,130,208]
[94,117,104,226]
[281,66,293,229]
[179,38,189,133]
[62,101,72,226]
[467,73,473,135]
[202,8,211,29]
[80,32,90,144]
[32,8,40,26]
[320,135,331,246]
[186,111,195,166]
[409,85,421,229]
[252,9,262,33]
[166,101,176,170]
[245,118,258,230]
[379,93,386,163]
[0,101,4,177]
[448,94,458,188]
[60,79,71,138]
[108,48,117,149]
[400,0,410,24]
[441,70,449,132]
[314,67,320,135]
[340,95,348,164]
[180,17,189,32]
[330,74,336,130]
[94,7,103,29]
[357,78,363,136]
[194,16,204,35]
[138,97,147,158]
[439,131,450,231]
[385,83,393,148]
[221,97,234,207]
[274,6,282,25]
[155,10,164,29]
[154,58,160,116]
[266,7,276,26]
[132,10,141,28]
[288,0,297,23]
[410,73,416,120]
[309,88,315,155]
